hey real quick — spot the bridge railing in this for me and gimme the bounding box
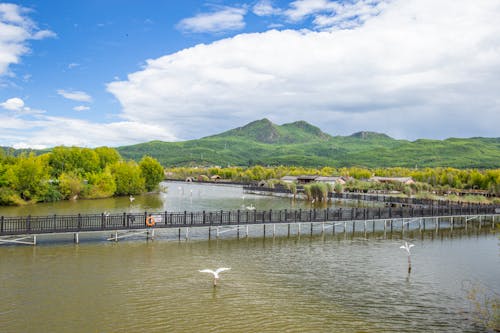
[0,205,497,236]
[243,185,494,207]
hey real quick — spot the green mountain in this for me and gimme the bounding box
[115,119,500,168]
[2,119,498,168]
[210,118,331,144]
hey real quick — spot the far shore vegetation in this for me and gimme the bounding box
[1,144,499,206]
[0,146,163,206]
[166,166,500,205]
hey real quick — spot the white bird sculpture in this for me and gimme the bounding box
[129,195,135,203]
[199,267,231,287]
[246,204,255,210]
[400,241,415,255]
[400,241,415,273]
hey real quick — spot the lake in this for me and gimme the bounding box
[0,182,498,332]
[0,181,372,217]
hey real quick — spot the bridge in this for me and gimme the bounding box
[0,204,498,245]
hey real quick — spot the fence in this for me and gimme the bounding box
[1,205,497,236]
[243,185,492,207]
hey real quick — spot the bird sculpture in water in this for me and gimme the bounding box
[129,195,135,203]
[246,204,255,210]
[400,241,415,273]
[199,267,231,287]
[400,241,414,255]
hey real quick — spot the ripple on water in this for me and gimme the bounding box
[0,232,498,332]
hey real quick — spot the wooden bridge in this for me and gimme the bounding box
[0,204,498,245]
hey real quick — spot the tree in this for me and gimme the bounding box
[10,154,51,201]
[85,170,116,198]
[110,161,145,195]
[139,156,164,192]
[95,147,122,169]
[58,172,83,199]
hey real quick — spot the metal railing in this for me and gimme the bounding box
[0,205,497,236]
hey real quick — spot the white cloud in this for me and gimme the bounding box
[73,105,90,111]
[284,0,388,29]
[107,0,500,140]
[284,0,337,21]
[253,0,281,16]
[31,29,57,40]
[57,89,92,103]
[0,111,177,149]
[67,62,79,69]
[0,3,56,76]
[1,97,24,111]
[177,7,247,33]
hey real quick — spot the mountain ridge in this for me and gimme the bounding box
[2,119,499,168]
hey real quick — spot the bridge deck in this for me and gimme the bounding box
[0,205,497,237]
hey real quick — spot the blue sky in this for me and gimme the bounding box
[1,0,499,148]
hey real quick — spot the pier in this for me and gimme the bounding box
[0,205,498,245]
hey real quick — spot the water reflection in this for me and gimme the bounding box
[0,181,371,217]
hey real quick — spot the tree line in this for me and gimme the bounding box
[0,147,164,206]
[166,165,500,196]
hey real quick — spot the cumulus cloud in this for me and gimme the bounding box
[177,7,247,33]
[108,0,500,140]
[0,3,56,75]
[1,97,24,111]
[57,89,92,102]
[0,110,177,149]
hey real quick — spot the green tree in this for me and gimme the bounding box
[10,154,51,201]
[58,172,84,200]
[85,171,117,198]
[95,147,122,169]
[110,161,145,195]
[139,156,164,192]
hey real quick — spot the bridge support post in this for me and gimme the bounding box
[451,217,454,231]
[208,226,211,240]
[246,225,249,238]
[273,224,276,238]
[185,228,189,241]
[74,232,79,244]
[298,223,301,236]
[288,224,290,237]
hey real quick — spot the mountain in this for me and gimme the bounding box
[115,119,500,168]
[209,118,331,144]
[2,120,499,168]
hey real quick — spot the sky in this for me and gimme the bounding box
[1,0,499,149]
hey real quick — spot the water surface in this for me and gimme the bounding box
[1,231,498,332]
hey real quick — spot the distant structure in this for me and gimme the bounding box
[281,175,347,186]
[369,177,415,185]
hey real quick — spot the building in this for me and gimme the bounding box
[280,175,347,186]
[369,176,415,185]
